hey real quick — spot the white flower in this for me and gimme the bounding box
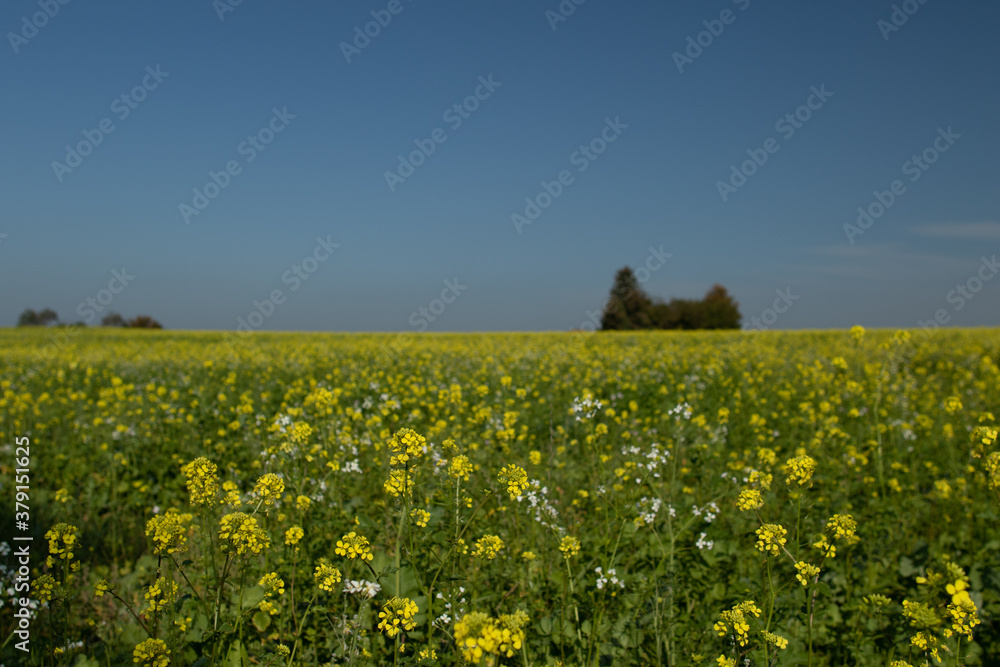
[696,532,714,551]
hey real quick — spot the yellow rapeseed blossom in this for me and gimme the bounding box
[181,457,219,506]
[715,601,761,647]
[389,427,427,467]
[45,523,79,568]
[259,572,285,596]
[737,488,763,511]
[559,535,581,559]
[449,454,474,481]
[145,509,193,555]
[472,535,504,559]
[314,561,343,592]
[285,525,304,546]
[144,576,178,613]
[497,464,529,499]
[133,638,170,667]
[783,455,816,486]
[378,596,419,637]
[335,531,374,561]
[384,469,413,497]
[795,561,820,586]
[755,524,787,556]
[218,512,270,556]
[410,508,430,527]
[253,473,285,505]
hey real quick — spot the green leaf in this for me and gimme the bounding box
[252,611,271,633]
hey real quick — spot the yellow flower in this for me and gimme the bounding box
[145,509,193,555]
[388,427,427,467]
[449,454,474,481]
[259,572,285,596]
[94,579,111,597]
[253,473,285,506]
[133,638,170,667]
[144,576,179,614]
[754,524,787,556]
[850,325,865,343]
[559,535,581,559]
[218,512,270,556]
[384,469,413,498]
[783,454,816,486]
[335,531,374,561]
[529,450,541,465]
[410,508,431,528]
[378,596,419,637]
[497,464,529,499]
[472,535,505,559]
[285,525,304,546]
[737,488,763,511]
[314,561,342,592]
[45,523,79,562]
[181,457,219,506]
[795,561,820,586]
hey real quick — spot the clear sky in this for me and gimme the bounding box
[2,0,998,332]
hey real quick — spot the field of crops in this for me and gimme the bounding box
[1,327,998,666]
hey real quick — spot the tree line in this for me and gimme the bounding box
[17,309,163,329]
[599,267,741,330]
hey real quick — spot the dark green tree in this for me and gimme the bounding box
[600,267,654,330]
[17,308,59,326]
[127,315,163,329]
[101,312,127,327]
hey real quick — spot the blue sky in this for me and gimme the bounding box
[2,0,998,332]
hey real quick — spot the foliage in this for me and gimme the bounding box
[600,268,741,330]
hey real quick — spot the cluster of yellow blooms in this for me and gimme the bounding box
[335,531,374,561]
[252,473,285,505]
[132,638,170,667]
[497,464,529,499]
[754,524,787,556]
[218,512,270,556]
[377,596,419,638]
[144,576,179,614]
[714,601,762,647]
[783,454,817,486]
[180,456,219,506]
[558,535,581,559]
[453,610,529,662]
[145,509,193,555]
[472,535,505,559]
[737,488,764,511]
[313,561,343,592]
